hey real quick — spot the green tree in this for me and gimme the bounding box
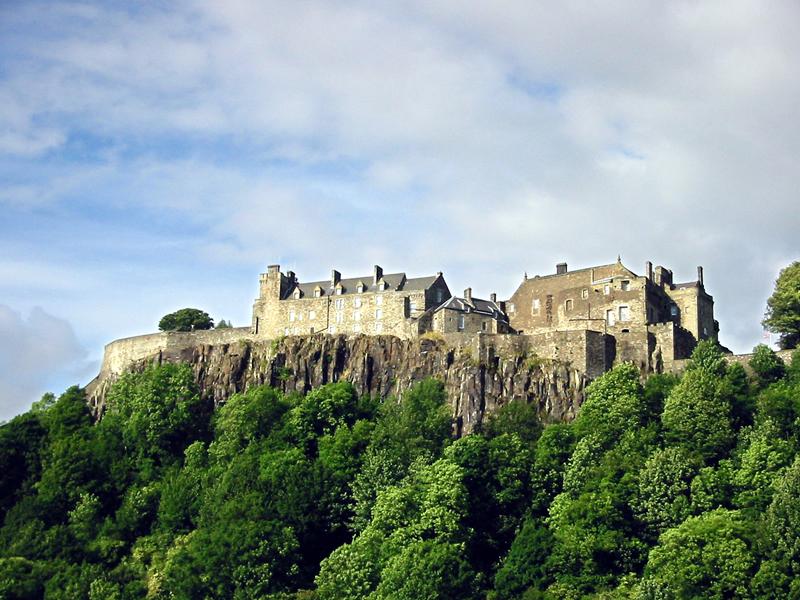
[662,341,734,462]
[751,456,800,598]
[216,319,232,329]
[763,260,800,349]
[158,308,214,332]
[634,447,698,537]
[749,344,787,386]
[640,509,756,599]
[103,364,211,467]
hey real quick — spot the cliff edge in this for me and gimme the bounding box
[86,329,590,434]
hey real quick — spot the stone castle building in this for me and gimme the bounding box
[251,258,717,373]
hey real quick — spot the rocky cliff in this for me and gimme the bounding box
[86,332,590,434]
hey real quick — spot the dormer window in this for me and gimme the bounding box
[313,286,323,298]
[621,280,630,291]
[293,288,302,299]
[335,287,343,295]
[376,280,386,291]
[357,282,365,293]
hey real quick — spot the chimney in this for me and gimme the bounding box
[267,264,280,275]
[556,262,568,275]
[490,292,497,303]
[697,266,704,286]
[646,261,653,280]
[464,287,472,302]
[499,301,507,314]
[373,265,383,285]
[331,269,341,287]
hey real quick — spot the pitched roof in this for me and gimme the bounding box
[286,272,440,299]
[435,296,508,321]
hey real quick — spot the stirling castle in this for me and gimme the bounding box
[251,257,716,374]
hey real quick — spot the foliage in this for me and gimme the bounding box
[158,307,214,332]
[4,350,800,598]
[662,341,734,461]
[763,260,800,349]
[749,343,787,385]
[640,509,755,599]
[216,318,232,328]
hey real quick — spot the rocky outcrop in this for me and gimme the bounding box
[86,333,590,434]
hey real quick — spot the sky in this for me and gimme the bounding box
[1,0,798,421]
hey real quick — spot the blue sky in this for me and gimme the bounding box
[1,0,799,420]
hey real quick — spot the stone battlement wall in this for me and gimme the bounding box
[98,328,255,376]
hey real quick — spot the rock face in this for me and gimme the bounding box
[87,334,590,434]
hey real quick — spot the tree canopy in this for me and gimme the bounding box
[158,308,214,332]
[763,260,800,349]
[1,343,799,598]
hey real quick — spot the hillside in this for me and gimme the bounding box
[0,341,799,598]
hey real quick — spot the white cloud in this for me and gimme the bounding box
[0,305,94,422]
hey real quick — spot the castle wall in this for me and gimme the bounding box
[99,328,254,376]
[433,309,504,334]
[507,263,646,336]
[666,285,716,341]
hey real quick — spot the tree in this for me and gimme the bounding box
[640,509,756,599]
[216,319,232,328]
[158,308,213,332]
[763,260,800,349]
[749,344,787,386]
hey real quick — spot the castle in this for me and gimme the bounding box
[251,258,717,374]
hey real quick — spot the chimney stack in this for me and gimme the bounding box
[373,265,383,285]
[697,266,704,286]
[646,261,653,280]
[556,262,568,275]
[331,269,341,287]
[464,287,472,302]
[490,292,497,303]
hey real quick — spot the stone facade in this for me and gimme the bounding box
[432,288,511,334]
[506,258,718,371]
[252,264,451,340]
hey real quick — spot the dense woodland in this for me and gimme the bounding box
[1,340,799,599]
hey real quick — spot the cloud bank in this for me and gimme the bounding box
[0,305,94,422]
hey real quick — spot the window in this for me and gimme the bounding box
[376,295,383,306]
[354,323,361,333]
[604,284,611,295]
[458,314,465,331]
[314,288,322,298]
[336,311,343,324]
[293,289,301,299]
[409,300,417,312]
[310,327,315,334]
[329,326,337,334]
[436,289,444,302]
[375,322,383,333]
[309,310,316,320]
[606,309,616,326]
[375,308,383,320]
[335,299,344,310]
[619,305,630,321]
[532,298,540,315]
[508,303,515,313]
[481,321,487,332]
[284,328,289,335]
[354,310,361,321]
[357,283,365,293]
[621,280,630,291]
[670,305,678,317]
[335,287,343,295]
[582,289,589,299]
[354,297,362,308]
[565,299,573,312]
[289,310,296,322]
